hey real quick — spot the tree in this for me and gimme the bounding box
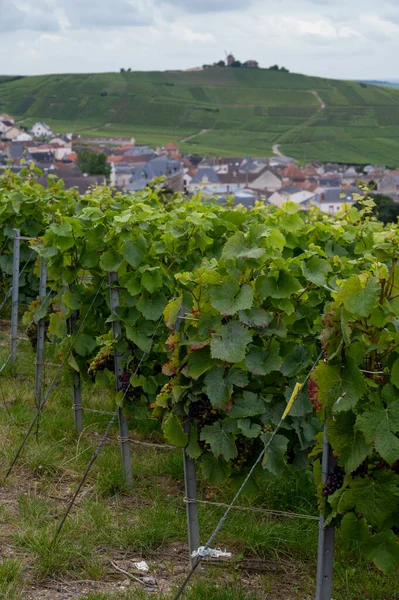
[269,64,279,71]
[355,194,399,224]
[77,149,111,180]
[216,60,225,67]
[120,68,125,73]
[231,60,242,67]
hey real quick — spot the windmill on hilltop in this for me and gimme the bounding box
[225,50,235,66]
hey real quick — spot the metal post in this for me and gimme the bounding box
[108,271,133,488]
[176,305,200,566]
[69,307,83,434]
[10,229,20,366]
[34,258,47,406]
[316,421,335,600]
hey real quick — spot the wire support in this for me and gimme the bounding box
[0,249,36,313]
[172,349,324,600]
[183,497,319,521]
[4,279,106,480]
[53,313,165,542]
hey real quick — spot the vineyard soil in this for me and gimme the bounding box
[0,334,397,600]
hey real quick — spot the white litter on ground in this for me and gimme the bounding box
[192,547,232,559]
[133,561,150,571]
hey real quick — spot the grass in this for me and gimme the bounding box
[2,68,399,163]
[0,330,397,598]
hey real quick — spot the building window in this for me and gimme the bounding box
[329,205,334,213]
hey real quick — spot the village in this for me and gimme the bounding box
[0,113,397,212]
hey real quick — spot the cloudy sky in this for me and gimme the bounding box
[0,0,398,79]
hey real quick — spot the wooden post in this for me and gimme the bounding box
[108,271,133,488]
[10,229,20,366]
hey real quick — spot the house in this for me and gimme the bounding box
[250,168,282,192]
[243,60,259,68]
[3,126,24,141]
[319,187,360,214]
[343,167,358,185]
[49,136,72,147]
[5,142,33,162]
[163,141,180,159]
[30,122,54,138]
[126,157,184,192]
[281,164,304,181]
[268,186,317,209]
[37,171,105,195]
[0,120,14,135]
[14,132,33,142]
[189,167,221,192]
[378,175,399,198]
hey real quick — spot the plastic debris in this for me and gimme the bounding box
[134,561,150,572]
[191,546,232,559]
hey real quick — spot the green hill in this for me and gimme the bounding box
[2,68,399,165]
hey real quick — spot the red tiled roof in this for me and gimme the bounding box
[66,153,77,163]
[281,164,304,179]
[107,155,124,163]
[165,141,179,150]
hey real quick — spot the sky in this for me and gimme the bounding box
[0,0,399,79]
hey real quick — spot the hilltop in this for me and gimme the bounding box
[2,68,399,164]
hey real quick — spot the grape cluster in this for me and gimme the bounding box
[323,466,345,496]
[26,322,38,351]
[190,399,219,449]
[308,376,322,412]
[232,436,254,471]
[88,346,114,378]
[119,370,135,401]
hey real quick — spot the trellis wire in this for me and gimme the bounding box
[52,312,165,542]
[0,235,10,254]
[183,498,319,522]
[0,247,36,314]
[172,350,324,600]
[4,278,106,480]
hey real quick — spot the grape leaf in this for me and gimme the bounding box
[163,413,188,447]
[137,291,168,321]
[245,340,281,375]
[201,453,231,484]
[280,345,309,377]
[211,321,252,364]
[200,420,237,461]
[229,391,265,418]
[185,423,202,459]
[340,512,370,543]
[356,401,399,466]
[256,271,301,299]
[204,367,232,408]
[99,249,123,272]
[350,471,399,529]
[123,240,143,267]
[73,333,97,357]
[222,231,265,261]
[163,296,183,330]
[390,358,399,389]
[238,308,274,329]
[328,412,371,472]
[302,256,331,286]
[314,359,366,413]
[141,270,162,293]
[238,418,262,438]
[209,282,254,316]
[186,347,213,379]
[48,312,67,339]
[364,531,399,573]
[261,433,289,476]
[336,275,380,318]
[62,288,80,310]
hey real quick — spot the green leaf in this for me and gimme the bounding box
[163,296,183,330]
[256,271,301,299]
[73,333,97,357]
[186,347,213,379]
[238,418,262,438]
[261,433,289,476]
[204,367,232,408]
[238,308,274,329]
[340,512,370,543]
[364,531,399,573]
[209,282,254,316]
[390,358,399,388]
[68,354,80,372]
[229,391,265,418]
[100,249,123,272]
[62,288,80,310]
[222,231,265,261]
[141,270,162,293]
[123,274,142,296]
[186,423,202,459]
[48,312,67,339]
[211,321,252,364]
[245,340,281,375]
[33,296,52,323]
[356,401,399,466]
[163,413,188,447]
[302,256,331,286]
[125,325,149,352]
[123,240,143,267]
[200,420,237,461]
[201,453,231,484]
[328,412,371,472]
[280,345,309,377]
[350,471,399,529]
[336,275,380,318]
[137,292,168,321]
[314,359,366,413]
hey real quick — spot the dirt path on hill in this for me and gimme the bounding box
[180,129,209,143]
[310,90,326,109]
